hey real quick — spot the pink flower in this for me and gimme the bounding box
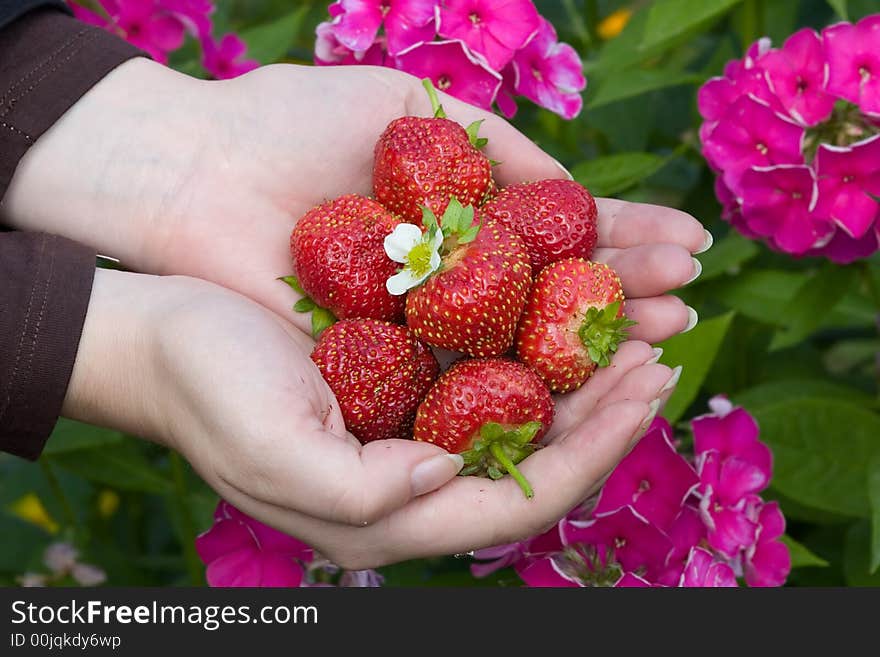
[516,554,582,587]
[702,95,805,193]
[44,542,79,575]
[201,33,259,79]
[436,0,540,70]
[655,506,708,586]
[562,506,673,582]
[692,397,773,475]
[594,419,699,531]
[470,541,529,578]
[679,547,738,587]
[315,21,387,65]
[808,224,880,263]
[393,40,502,110]
[330,0,437,55]
[614,572,655,587]
[338,569,385,587]
[824,15,880,115]
[71,563,107,587]
[761,28,835,125]
[744,502,791,587]
[81,0,189,63]
[196,501,313,587]
[508,17,585,119]
[738,165,832,254]
[813,135,880,239]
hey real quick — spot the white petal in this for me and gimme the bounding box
[428,250,442,273]
[429,227,445,251]
[384,223,424,263]
[386,269,423,295]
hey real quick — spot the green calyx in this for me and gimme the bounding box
[576,301,637,368]
[420,197,481,256]
[459,421,543,499]
[278,275,337,338]
[421,78,488,150]
[803,99,880,162]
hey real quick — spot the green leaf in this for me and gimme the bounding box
[844,521,880,586]
[238,6,309,64]
[46,443,172,494]
[781,534,829,569]
[570,152,667,197]
[311,306,337,339]
[587,68,702,109]
[658,311,734,423]
[869,454,880,573]
[769,263,857,351]
[278,275,305,295]
[694,232,759,282]
[733,379,875,412]
[826,0,848,19]
[42,419,124,456]
[752,399,880,518]
[0,512,50,573]
[641,0,744,52]
[465,120,488,148]
[823,338,880,375]
[293,298,316,313]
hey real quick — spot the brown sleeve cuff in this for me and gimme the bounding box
[0,232,96,460]
[0,8,146,200]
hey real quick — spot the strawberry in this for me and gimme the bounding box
[515,258,636,393]
[481,179,599,272]
[311,319,439,444]
[413,357,554,498]
[373,79,493,224]
[288,194,407,331]
[402,199,531,357]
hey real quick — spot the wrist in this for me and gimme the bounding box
[1,58,211,271]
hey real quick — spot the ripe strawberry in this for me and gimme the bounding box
[311,319,439,444]
[413,357,554,498]
[373,79,493,224]
[481,179,599,272]
[289,194,407,330]
[515,258,636,393]
[403,200,531,357]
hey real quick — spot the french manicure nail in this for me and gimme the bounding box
[552,157,574,181]
[695,229,713,254]
[660,365,683,395]
[684,258,702,286]
[636,399,661,438]
[683,306,699,333]
[411,453,464,496]
[646,347,663,364]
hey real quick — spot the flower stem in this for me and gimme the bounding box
[421,78,446,118]
[489,443,534,499]
[168,451,203,586]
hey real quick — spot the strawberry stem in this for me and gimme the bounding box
[577,300,637,368]
[489,443,534,499]
[422,78,447,119]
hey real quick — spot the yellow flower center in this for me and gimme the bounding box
[406,241,435,277]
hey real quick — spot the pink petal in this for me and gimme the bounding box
[516,556,581,587]
[331,0,384,52]
[680,547,738,587]
[807,224,880,262]
[824,16,880,114]
[615,572,654,587]
[384,0,437,55]
[757,501,786,542]
[204,548,264,587]
[761,28,834,125]
[814,136,880,239]
[257,553,306,587]
[745,539,790,587]
[195,519,255,565]
[705,505,758,558]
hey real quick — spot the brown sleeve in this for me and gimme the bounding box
[0,8,145,459]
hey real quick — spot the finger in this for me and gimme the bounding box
[549,340,656,439]
[595,198,708,253]
[222,418,464,527]
[593,244,700,298]
[594,363,676,410]
[624,297,696,343]
[406,84,568,186]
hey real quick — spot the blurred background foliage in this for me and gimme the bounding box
[3,0,880,587]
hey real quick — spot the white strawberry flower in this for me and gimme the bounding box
[384,223,444,295]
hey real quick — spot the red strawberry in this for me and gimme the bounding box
[481,179,599,272]
[311,319,439,444]
[413,357,554,498]
[516,258,636,393]
[403,200,531,357]
[373,80,493,224]
[289,194,407,331]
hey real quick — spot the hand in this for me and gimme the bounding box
[68,270,677,569]
[3,59,708,342]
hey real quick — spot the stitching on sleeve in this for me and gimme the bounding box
[0,121,34,142]
[0,234,47,422]
[0,29,86,109]
[0,31,100,120]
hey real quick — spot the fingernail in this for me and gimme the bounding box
[683,306,699,333]
[411,453,464,496]
[552,157,574,181]
[684,258,702,286]
[695,229,713,254]
[646,347,663,364]
[633,399,661,444]
[660,365,683,395]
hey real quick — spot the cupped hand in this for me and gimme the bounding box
[4,59,708,343]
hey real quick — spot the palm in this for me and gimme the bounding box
[156,65,706,342]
